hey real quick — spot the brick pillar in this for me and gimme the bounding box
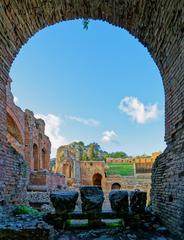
[0,63,8,203]
[0,74,7,144]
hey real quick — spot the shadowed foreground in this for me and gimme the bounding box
[57,228,173,240]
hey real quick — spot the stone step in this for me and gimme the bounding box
[27,185,48,192]
[27,191,50,204]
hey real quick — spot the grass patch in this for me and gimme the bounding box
[107,163,134,176]
[13,205,42,217]
[106,220,123,228]
[66,220,72,226]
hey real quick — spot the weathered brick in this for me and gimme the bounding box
[0,0,184,238]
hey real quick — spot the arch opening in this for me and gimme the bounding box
[62,162,72,178]
[7,112,23,154]
[33,144,39,171]
[42,148,47,169]
[93,173,102,187]
[10,19,165,213]
[1,1,183,237]
[111,182,121,190]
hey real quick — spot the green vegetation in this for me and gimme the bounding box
[81,142,107,161]
[82,151,89,161]
[59,141,128,162]
[105,151,128,159]
[65,219,72,226]
[13,205,42,216]
[83,19,89,30]
[135,154,151,158]
[88,143,95,160]
[107,163,134,176]
[88,143,99,160]
[107,220,124,228]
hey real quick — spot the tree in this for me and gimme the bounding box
[82,151,89,161]
[106,151,128,159]
[88,143,96,160]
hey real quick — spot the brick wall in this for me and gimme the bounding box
[0,1,184,238]
[0,145,28,205]
[80,161,107,189]
[106,174,151,194]
[6,79,51,171]
[29,170,66,191]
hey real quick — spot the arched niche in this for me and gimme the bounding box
[33,143,39,171]
[7,112,23,155]
[42,148,47,169]
[111,182,121,190]
[93,173,102,187]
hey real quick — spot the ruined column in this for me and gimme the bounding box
[73,146,81,186]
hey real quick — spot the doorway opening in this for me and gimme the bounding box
[93,173,102,187]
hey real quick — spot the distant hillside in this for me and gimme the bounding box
[56,142,108,163]
[55,141,128,168]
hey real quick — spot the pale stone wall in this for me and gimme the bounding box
[80,161,107,189]
[80,157,154,199]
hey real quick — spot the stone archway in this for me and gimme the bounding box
[93,173,102,187]
[0,1,184,237]
[7,112,23,155]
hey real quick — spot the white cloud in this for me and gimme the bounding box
[118,96,159,124]
[13,96,19,104]
[35,114,68,157]
[67,115,100,127]
[101,130,118,143]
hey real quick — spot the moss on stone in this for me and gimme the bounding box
[13,205,42,216]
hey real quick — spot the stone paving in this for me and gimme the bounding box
[0,205,175,240]
[57,228,173,240]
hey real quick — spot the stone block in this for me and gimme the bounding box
[50,191,78,215]
[109,190,129,214]
[80,186,104,214]
[130,190,147,214]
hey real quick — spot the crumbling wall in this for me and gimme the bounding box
[0,145,28,205]
[29,170,66,191]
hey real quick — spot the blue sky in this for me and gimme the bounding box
[10,20,166,157]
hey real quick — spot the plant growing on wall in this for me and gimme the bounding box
[83,19,89,30]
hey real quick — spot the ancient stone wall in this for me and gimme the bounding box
[106,152,160,164]
[151,145,184,236]
[79,157,155,197]
[80,161,107,189]
[25,110,51,171]
[0,145,28,205]
[6,78,25,155]
[1,0,184,238]
[0,77,59,204]
[6,78,51,171]
[28,170,66,192]
[106,175,152,200]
